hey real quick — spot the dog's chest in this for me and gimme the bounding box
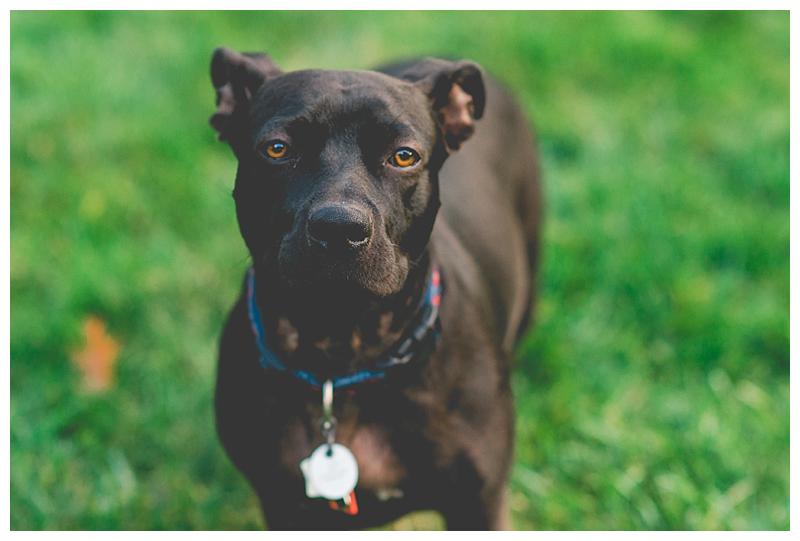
[278,416,409,496]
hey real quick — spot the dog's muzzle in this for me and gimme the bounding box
[306,204,373,253]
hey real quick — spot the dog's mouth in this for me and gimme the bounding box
[274,230,409,300]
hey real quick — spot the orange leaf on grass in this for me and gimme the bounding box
[71,315,120,392]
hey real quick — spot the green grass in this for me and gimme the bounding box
[10,11,789,530]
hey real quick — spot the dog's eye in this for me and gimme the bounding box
[263,140,289,160]
[390,148,420,168]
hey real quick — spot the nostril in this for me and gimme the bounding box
[307,205,373,249]
[306,219,330,245]
[342,222,370,244]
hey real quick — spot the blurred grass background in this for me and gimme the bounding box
[10,11,789,530]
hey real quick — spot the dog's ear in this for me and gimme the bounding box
[210,47,282,141]
[399,58,486,152]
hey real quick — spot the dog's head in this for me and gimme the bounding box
[210,48,485,300]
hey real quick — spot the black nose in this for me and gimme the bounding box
[307,205,373,250]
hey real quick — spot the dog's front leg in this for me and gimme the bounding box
[436,451,512,531]
[439,483,511,530]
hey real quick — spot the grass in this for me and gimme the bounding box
[10,11,789,530]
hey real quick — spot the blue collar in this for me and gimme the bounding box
[246,266,443,390]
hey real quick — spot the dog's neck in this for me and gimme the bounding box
[253,251,433,378]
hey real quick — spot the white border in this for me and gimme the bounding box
[788,1,797,536]
[4,4,795,538]
[3,4,11,537]
[2,2,798,10]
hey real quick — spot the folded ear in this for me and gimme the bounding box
[209,47,282,141]
[396,58,486,152]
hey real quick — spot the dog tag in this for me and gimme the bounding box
[300,443,359,501]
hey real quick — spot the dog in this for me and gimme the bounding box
[210,46,541,530]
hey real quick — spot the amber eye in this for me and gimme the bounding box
[390,148,420,168]
[264,140,289,160]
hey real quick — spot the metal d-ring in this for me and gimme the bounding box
[320,379,336,454]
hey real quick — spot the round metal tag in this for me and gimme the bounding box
[306,443,359,500]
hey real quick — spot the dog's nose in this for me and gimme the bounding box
[307,205,372,250]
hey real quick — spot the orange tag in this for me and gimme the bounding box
[328,491,359,515]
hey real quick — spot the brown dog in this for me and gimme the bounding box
[211,48,541,530]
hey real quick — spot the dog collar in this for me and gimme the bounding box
[245,265,443,390]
